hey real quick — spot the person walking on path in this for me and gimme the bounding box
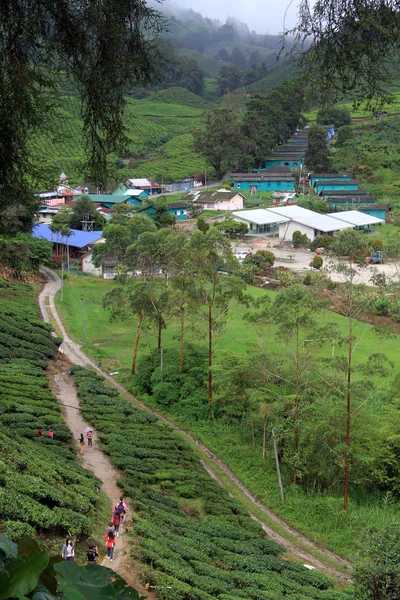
[86,429,93,447]
[113,509,121,538]
[86,543,98,564]
[62,538,75,561]
[105,529,116,562]
[47,428,53,439]
[79,433,85,454]
[114,497,128,526]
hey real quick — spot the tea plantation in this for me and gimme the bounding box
[0,281,100,540]
[72,366,349,600]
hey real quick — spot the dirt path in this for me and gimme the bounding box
[39,267,352,583]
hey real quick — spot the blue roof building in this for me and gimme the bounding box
[32,224,103,250]
[315,179,360,195]
[310,173,352,187]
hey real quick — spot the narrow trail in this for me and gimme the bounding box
[39,266,352,583]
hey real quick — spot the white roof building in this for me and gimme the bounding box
[327,210,385,228]
[231,206,383,240]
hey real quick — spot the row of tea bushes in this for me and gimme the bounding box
[72,366,350,600]
[0,280,100,539]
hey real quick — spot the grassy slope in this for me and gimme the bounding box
[177,48,230,77]
[56,275,400,559]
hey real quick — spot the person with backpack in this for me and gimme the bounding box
[61,538,74,561]
[86,543,98,564]
[114,497,128,526]
[105,529,116,561]
[112,509,121,537]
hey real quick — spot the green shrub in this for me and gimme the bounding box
[309,255,323,269]
[374,296,391,316]
[303,272,312,286]
[292,231,310,247]
[3,520,36,540]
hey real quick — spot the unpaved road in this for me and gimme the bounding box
[39,266,352,583]
[233,238,400,284]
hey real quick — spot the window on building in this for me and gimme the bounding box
[176,210,181,216]
[237,183,241,189]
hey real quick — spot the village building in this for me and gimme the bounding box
[327,210,385,231]
[231,209,289,235]
[185,191,245,211]
[321,189,369,200]
[32,224,103,258]
[265,153,305,169]
[309,173,352,187]
[315,179,360,195]
[114,178,164,195]
[231,172,295,193]
[139,203,188,220]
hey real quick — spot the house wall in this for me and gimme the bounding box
[316,183,358,193]
[171,208,188,220]
[81,252,101,276]
[278,220,326,242]
[197,196,244,211]
[310,175,351,186]
[234,180,295,192]
[329,199,375,209]
[265,158,304,169]
[232,215,279,235]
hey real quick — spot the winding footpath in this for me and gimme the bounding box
[38,266,352,584]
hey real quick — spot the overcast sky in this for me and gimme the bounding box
[160,0,300,34]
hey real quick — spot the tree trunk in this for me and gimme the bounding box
[294,326,300,485]
[157,313,162,350]
[207,303,212,405]
[250,412,255,451]
[179,305,185,373]
[131,314,142,374]
[344,314,353,511]
[262,416,267,460]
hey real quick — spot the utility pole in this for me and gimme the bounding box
[160,348,163,382]
[272,429,284,503]
[82,299,87,344]
[61,262,64,302]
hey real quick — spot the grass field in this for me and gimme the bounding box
[56,275,400,370]
[305,92,400,122]
[55,274,400,558]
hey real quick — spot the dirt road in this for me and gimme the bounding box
[39,267,352,583]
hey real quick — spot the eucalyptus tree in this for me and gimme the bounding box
[271,285,321,484]
[102,281,154,374]
[0,0,163,233]
[189,228,248,405]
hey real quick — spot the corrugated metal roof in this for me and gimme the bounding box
[32,224,103,249]
[124,189,148,196]
[232,209,289,225]
[315,179,360,186]
[267,206,350,232]
[327,211,385,226]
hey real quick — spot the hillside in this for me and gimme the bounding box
[0,280,101,546]
[30,89,214,187]
[246,62,297,93]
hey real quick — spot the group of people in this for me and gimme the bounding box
[79,429,93,453]
[104,497,128,561]
[61,496,128,564]
[37,428,53,439]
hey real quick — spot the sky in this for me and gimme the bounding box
[160,0,300,34]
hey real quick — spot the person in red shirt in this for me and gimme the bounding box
[37,428,43,438]
[47,428,53,439]
[105,529,116,561]
[112,509,121,537]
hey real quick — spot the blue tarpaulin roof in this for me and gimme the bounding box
[32,224,103,249]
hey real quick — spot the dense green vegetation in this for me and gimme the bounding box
[72,365,348,599]
[56,265,400,560]
[0,280,100,540]
[0,535,143,599]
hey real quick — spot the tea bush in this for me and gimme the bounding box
[0,283,100,538]
[72,366,349,599]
